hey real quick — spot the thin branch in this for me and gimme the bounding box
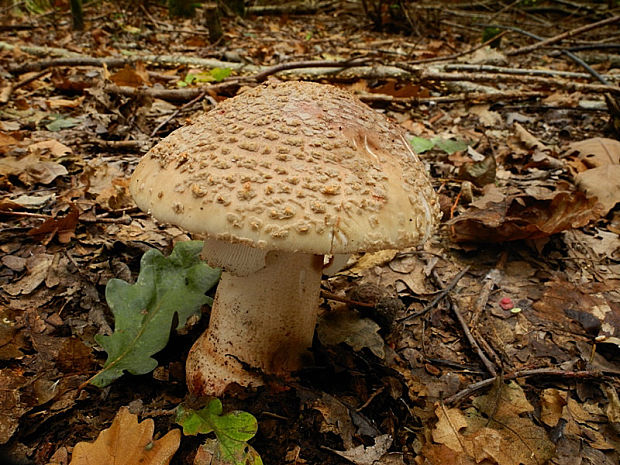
[476,24,611,85]
[443,64,617,81]
[251,57,371,82]
[445,368,615,405]
[150,90,209,137]
[404,30,510,66]
[432,269,497,376]
[398,266,470,322]
[507,15,620,56]
[417,70,620,94]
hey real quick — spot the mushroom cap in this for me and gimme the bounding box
[130,81,440,254]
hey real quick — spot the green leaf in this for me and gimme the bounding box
[434,138,468,155]
[90,241,220,387]
[210,67,232,82]
[45,114,80,131]
[410,136,436,154]
[177,400,262,465]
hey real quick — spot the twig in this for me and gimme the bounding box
[507,15,620,56]
[105,82,238,101]
[403,30,510,66]
[469,252,507,328]
[150,90,209,137]
[445,368,614,405]
[443,64,617,82]
[417,70,620,94]
[360,91,545,106]
[85,139,148,150]
[398,266,470,322]
[251,57,371,82]
[0,69,49,103]
[476,24,611,85]
[432,269,497,376]
[320,290,376,309]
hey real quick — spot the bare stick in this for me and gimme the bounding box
[445,368,614,405]
[418,70,620,95]
[508,15,620,56]
[0,69,49,103]
[476,24,611,85]
[432,269,497,376]
[404,30,509,66]
[150,90,208,137]
[443,64,617,81]
[398,266,470,323]
[251,57,370,82]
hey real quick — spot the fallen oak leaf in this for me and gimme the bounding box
[448,188,601,243]
[89,241,220,387]
[68,406,180,465]
[324,434,393,465]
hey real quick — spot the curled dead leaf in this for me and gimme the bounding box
[449,187,601,243]
[28,204,80,245]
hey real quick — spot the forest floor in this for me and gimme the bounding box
[1,1,619,464]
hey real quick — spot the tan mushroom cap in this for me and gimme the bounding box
[130,81,440,254]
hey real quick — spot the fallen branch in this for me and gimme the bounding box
[251,57,370,82]
[0,40,83,59]
[406,30,510,66]
[507,15,620,56]
[477,24,611,85]
[432,269,497,376]
[445,367,615,405]
[443,64,617,82]
[418,70,620,95]
[359,91,544,105]
[246,0,336,15]
[8,51,251,74]
[0,69,49,104]
[398,266,470,323]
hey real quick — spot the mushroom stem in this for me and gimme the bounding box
[186,250,324,396]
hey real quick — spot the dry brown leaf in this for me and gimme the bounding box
[449,188,600,243]
[28,205,80,245]
[563,137,620,174]
[2,253,54,296]
[317,309,385,359]
[0,368,31,444]
[28,139,73,158]
[472,381,534,418]
[575,165,620,214]
[69,407,180,465]
[431,405,468,452]
[311,392,357,449]
[0,131,19,154]
[540,388,567,427]
[513,122,546,151]
[0,153,68,185]
[418,443,477,465]
[327,434,393,465]
[109,63,151,88]
[426,383,555,465]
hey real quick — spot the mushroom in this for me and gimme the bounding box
[129,81,441,396]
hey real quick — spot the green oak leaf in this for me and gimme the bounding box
[90,241,220,387]
[410,136,436,154]
[177,400,262,465]
[45,114,80,131]
[434,137,468,155]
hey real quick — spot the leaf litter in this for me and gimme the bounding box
[0,2,619,465]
